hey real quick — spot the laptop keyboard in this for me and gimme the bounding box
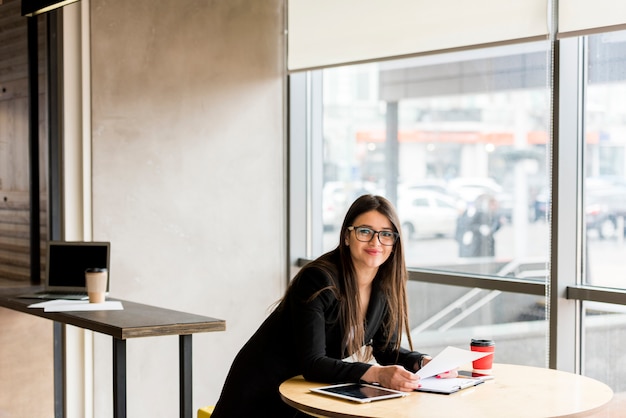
[30,291,88,300]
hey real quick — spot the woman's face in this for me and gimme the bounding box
[346,210,395,276]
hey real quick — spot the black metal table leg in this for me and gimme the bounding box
[53,322,65,418]
[180,334,192,418]
[113,338,127,418]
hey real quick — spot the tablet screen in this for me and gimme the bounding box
[310,383,407,403]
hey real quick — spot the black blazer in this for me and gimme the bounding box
[212,256,424,417]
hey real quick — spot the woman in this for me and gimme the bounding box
[212,194,434,417]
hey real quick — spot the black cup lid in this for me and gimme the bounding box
[471,339,494,346]
[85,267,107,273]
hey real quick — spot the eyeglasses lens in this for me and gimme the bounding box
[354,227,396,245]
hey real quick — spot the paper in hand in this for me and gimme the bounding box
[416,346,491,379]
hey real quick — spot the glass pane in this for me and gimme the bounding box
[584,31,626,289]
[583,301,626,402]
[407,280,547,367]
[320,43,551,279]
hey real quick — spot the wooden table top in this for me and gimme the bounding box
[280,363,614,418]
[0,286,225,339]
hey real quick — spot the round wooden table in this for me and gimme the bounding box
[279,364,613,418]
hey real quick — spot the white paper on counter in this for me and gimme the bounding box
[28,299,123,312]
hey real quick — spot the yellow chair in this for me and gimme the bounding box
[197,405,214,418]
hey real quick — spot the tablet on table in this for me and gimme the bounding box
[310,383,407,403]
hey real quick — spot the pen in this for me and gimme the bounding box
[458,380,480,390]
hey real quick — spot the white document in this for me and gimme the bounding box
[28,299,76,308]
[28,299,124,312]
[416,346,491,379]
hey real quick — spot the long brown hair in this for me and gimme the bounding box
[292,194,413,360]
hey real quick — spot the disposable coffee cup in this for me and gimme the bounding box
[85,268,108,303]
[470,339,495,371]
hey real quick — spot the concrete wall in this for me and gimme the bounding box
[89,1,285,416]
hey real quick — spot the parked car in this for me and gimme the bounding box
[534,178,626,238]
[586,186,626,239]
[323,181,379,230]
[532,187,549,221]
[398,179,451,197]
[397,190,461,239]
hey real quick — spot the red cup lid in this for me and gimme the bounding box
[471,339,494,347]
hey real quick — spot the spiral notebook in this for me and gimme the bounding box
[417,375,486,394]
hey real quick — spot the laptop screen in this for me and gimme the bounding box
[47,242,110,290]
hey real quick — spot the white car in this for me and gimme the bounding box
[322,181,378,230]
[398,190,461,239]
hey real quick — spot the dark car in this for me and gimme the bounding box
[533,179,626,238]
[532,187,550,222]
[586,187,626,239]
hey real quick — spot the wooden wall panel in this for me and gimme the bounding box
[0,0,47,283]
[0,0,28,83]
[0,1,52,417]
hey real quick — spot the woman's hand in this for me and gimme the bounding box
[360,365,421,392]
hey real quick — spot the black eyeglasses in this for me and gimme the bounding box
[347,226,399,246]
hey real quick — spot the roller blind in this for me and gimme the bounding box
[287,0,549,71]
[558,0,626,38]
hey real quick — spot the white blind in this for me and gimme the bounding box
[287,0,549,71]
[558,0,626,37]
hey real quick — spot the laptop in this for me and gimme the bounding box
[20,241,111,300]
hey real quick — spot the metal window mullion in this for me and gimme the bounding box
[408,270,546,296]
[550,37,584,373]
[567,285,626,305]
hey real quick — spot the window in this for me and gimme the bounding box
[581,31,626,392]
[0,2,49,283]
[584,32,626,290]
[409,281,547,366]
[318,44,551,281]
[293,41,551,367]
[288,9,626,404]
